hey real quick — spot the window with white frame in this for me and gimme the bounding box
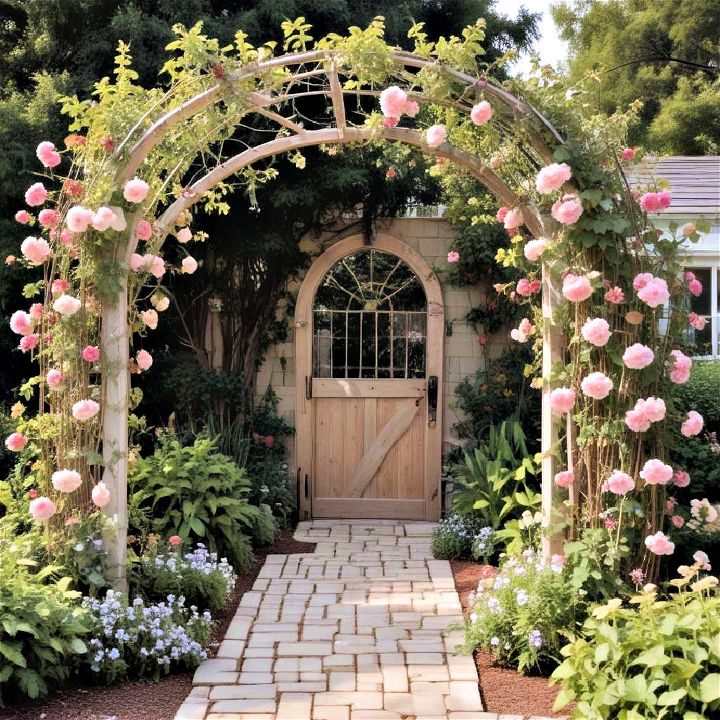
[683,264,720,358]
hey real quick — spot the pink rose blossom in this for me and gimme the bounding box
[135,220,153,240]
[562,273,593,302]
[51,278,70,295]
[10,310,32,336]
[636,396,666,423]
[535,162,572,194]
[625,408,651,433]
[550,387,576,414]
[141,309,158,330]
[470,100,493,125]
[151,295,170,312]
[688,312,707,331]
[91,206,116,232]
[640,458,673,486]
[523,238,547,262]
[673,470,691,488]
[38,209,59,228]
[150,255,165,279]
[669,349,692,384]
[682,223,696,236]
[554,470,574,488]
[25,182,48,206]
[92,482,111,508]
[511,319,534,343]
[52,469,82,493]
[604,286,625,304]
[447,251,460,263]
[136,349,153,371]
[52,294,81,316]
[657,191,672,209]
[516,278,540,296]
[681,410,703,437]
[379,86,408,118]
[551,194,583,225]
[644,531,675,556]
[605,470,635,495]
[496,206,508,224]
[580,372,613,400]
[36,141,61,168]
[688,279,702,297]
[72,399,100,422]
[639,191,672,213]
[15,209,31,224]
[66,205,94,233]
[181,256,198,274]
[176,227,192,244]
[129,253,145,272]
[19,334,39,352]
[403,99,419,117]
[504,207,524,230]
[20,236,51,265]
[169,535,183,546]
[383,116,399,128]
[46,369,63,389]
[636,276,669,308]
[123,177,150,203]
[632,273,652,291]
[29,303,43,321]
[82,345,100,362]
[671,515,685,528]
[29,496,56,521]
[581,318,612,346]
[59,230,73,246]
[622,343,654,369]
[5,433,28,452]
[426,124,447,148]
[621,147,636,161]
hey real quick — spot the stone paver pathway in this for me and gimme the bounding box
[175,520,483,720]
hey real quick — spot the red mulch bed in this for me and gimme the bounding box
[451,560,572,719]
[0,530,315,720]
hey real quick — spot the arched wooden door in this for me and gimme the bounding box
[295,234,444,521]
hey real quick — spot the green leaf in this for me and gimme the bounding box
[189,516,206,536]
[633,645,669,668]
[0,640,27,667]
[697,673,720,703]
[658,688,687,706]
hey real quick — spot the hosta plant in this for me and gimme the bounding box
[551,564,720,719]
[129,435,265,572]
[0,552,89,705]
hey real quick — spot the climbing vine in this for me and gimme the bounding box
[5,16,707,582]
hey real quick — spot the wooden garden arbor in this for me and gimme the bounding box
[102,47,568,585]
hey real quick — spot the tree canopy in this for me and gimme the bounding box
[553,0,720,154]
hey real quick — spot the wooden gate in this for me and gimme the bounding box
[295,234,444,520]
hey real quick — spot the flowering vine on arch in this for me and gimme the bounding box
[5,17,707,587]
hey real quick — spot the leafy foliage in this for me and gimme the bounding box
[552,574,720,719]
[0,548,89,706]
[128,435,267,573]
[128,541,235,615]
[553,0,720,154]
[452,420,541,553]
[466,548,586,674]
[673,361,720,434]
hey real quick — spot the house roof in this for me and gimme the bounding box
[630,156,720,220]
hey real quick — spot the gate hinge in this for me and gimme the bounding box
[304,473,310,498]
[305,376,313,399]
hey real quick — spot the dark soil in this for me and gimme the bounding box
[451,559,572,719]
[0,530,315,720]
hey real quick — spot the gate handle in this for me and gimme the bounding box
[427,375,438,426]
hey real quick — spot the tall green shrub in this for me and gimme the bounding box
[129,436,268,573]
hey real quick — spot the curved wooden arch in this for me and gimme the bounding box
[294,232,445,521]
[100,44,568,586]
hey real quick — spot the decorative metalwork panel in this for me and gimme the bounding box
[313,250,427,378]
